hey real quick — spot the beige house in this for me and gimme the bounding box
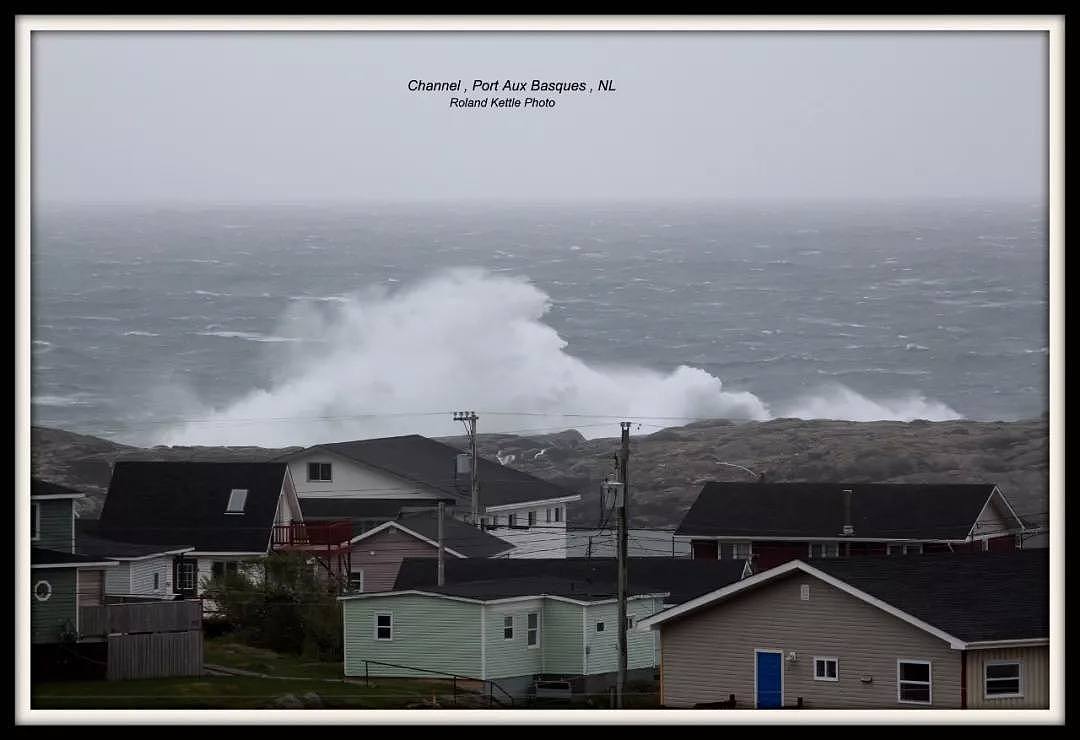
[638,552,1048,710]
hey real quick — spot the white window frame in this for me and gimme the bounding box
[904,543,924,555]
[554,507,562,523]
[31,503,40,542]
[897,659,933,705]
[808,542,840,559]
[527,612,540,648]
[225,489,248,514]
[179,561,197,591]
[153,572,160,591]
[34,579,52,602]
[546,508,553,523]
[375,613,393,641]
[596,621,606,632]
[813,656,839,682]
[732,542,752,560]
[984,661,1023,699]
[528,511,536,527]
[503,615,514,640]
[349,569,365,593]
[307,462,333,482]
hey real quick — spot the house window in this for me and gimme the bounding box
[554,507,562,523]
[375,613,392,641]
[153,572,160,591]
[225,488,248,514]
[814,657,839,681]
[732,543,752,560]
[179,561,197,591]
[596,621,605,632]
[528,511,536,527]
[984,662,1022,698]
[625,615,635,631]
[905,543,923,555]
[349,570,365,593]
[503,616,514,640]
[34,580,52,602]
[508,514,520,528]
[808,542,840,559]
[31,503,40,542]
[888,543,925,556]
[527,612,540,647]
[546,508,553,523]
[898,660,932,704]
[307,462,332,482]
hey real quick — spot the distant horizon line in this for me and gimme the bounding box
[34,194,1047,209]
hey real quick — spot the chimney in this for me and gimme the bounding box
[841,489,854,536]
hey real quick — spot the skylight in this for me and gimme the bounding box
[226,488,248,514]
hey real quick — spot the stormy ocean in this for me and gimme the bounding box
[30,200,1049,447]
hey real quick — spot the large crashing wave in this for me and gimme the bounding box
[158,268,960,447]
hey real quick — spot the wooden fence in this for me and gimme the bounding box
[79,600,204,681]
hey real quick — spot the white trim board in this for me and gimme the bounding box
[346,520,468,558]
[636,559,985,650]
[32,561,118,569]
[338,588,669,607]
[482,495,581,513]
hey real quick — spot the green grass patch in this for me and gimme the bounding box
[204,637,343,680]
[32,675,456,710]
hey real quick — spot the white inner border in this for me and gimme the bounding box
[14,14,1064,727]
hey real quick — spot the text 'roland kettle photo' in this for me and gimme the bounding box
[407,78,615,108]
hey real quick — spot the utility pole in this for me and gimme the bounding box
[437,501,446,586]
[616,420,631,709]
[453,411,480,527]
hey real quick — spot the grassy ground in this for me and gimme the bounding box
[204,636,343,680]
[32,675,458,710]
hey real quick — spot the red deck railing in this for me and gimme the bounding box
[271,520,352,549]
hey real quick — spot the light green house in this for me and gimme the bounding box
[340,577,667,697]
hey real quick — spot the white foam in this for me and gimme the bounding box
[123,330,160,337]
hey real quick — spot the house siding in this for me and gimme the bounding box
[350,527,440,593]
[343,594,482,679]
[130,556,174,597]
[541,599,583,675]
[34,499,75,553]
[290,450,447,501]
[965,646,1049,709]
[484,597,545,679]
[105,562,132,594]
[77,569,105,607]
[31,568,77,644]
[585,598,662,675]
[485,505,568,558]
[658,572,961,708]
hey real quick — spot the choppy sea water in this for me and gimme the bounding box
[30,200,1049,446]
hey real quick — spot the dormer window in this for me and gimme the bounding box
[308,462,332,482]
[226,489,248,514]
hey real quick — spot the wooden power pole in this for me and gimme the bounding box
[437,501,446,586]
[616,420,631,708]
[453,411,480,527]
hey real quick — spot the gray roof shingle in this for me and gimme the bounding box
[676,482,1009,540]
[98,461,289,553]
[309,435,579,509]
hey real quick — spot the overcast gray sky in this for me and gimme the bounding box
[33,32,1046,203]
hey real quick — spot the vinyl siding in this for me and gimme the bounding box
[130,556,173,596]
[77,569,105,607]
[350,527,439,593]
[343,594,482,678]
[541,599,583,674]
[584,598,663,675]
[659,573,961,708]
[965,646,1049,709]
[105,562,132,594]
[290,451,445,500]
[31,568,77,644]
[484,598,545,679]
[34,499,75,553]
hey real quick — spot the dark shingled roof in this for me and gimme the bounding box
[31,478,83,497]
[395,557,749,605]
[299,497,454,522]
[388,511,514,558]
[676,482,1010,540]
[311,435,580,509]
[98,461,290,553]
[808,552,1048,643]
[32,547,114,567]
[76,520,193,559]
[416,576,660,602]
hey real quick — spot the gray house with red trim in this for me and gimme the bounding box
[676,482,1028,569]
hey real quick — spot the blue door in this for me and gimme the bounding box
[755,651,782,708]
